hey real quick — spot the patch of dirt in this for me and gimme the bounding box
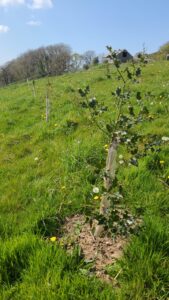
[60,215,128,283]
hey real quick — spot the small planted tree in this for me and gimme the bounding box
[78,46,163,237]
[32,80,36,98]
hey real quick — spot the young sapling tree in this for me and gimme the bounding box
[78,46,163,237]
[32,80,36,98]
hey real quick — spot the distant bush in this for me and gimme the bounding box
[83,64,90,70]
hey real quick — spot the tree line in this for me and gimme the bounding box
[0,44,101,86]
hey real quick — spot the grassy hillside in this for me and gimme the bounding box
[149,42,169,60]
[0,61,169,299]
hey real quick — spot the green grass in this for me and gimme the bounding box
[0,62,169,299]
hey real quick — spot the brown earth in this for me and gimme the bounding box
[60,214,128,282]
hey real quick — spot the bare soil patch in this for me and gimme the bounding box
[60,214,128,282]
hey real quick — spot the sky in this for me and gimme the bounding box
[0,0,169,65]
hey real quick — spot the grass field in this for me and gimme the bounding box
[0,61,169,299]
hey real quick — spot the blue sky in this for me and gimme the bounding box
[0,0,169,65]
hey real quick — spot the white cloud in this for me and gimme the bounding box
[0,24,10,32]
[0,0,53,8]
[28,0,53,9]
[0,0,24,6]
[27,20,41,26]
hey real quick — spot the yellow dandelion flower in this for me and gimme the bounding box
[160,160,165,164]
[50,236,57,242]
[167,175,169,179]
[94,195,100,200]
[54,123,58,127]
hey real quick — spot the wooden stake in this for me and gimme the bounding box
[94,139,118,237]
[46,94,50,122]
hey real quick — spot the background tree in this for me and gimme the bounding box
[92,56,99,65]
[70,53,83,71]
[0,43,72,85]
[83,50,95,66]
